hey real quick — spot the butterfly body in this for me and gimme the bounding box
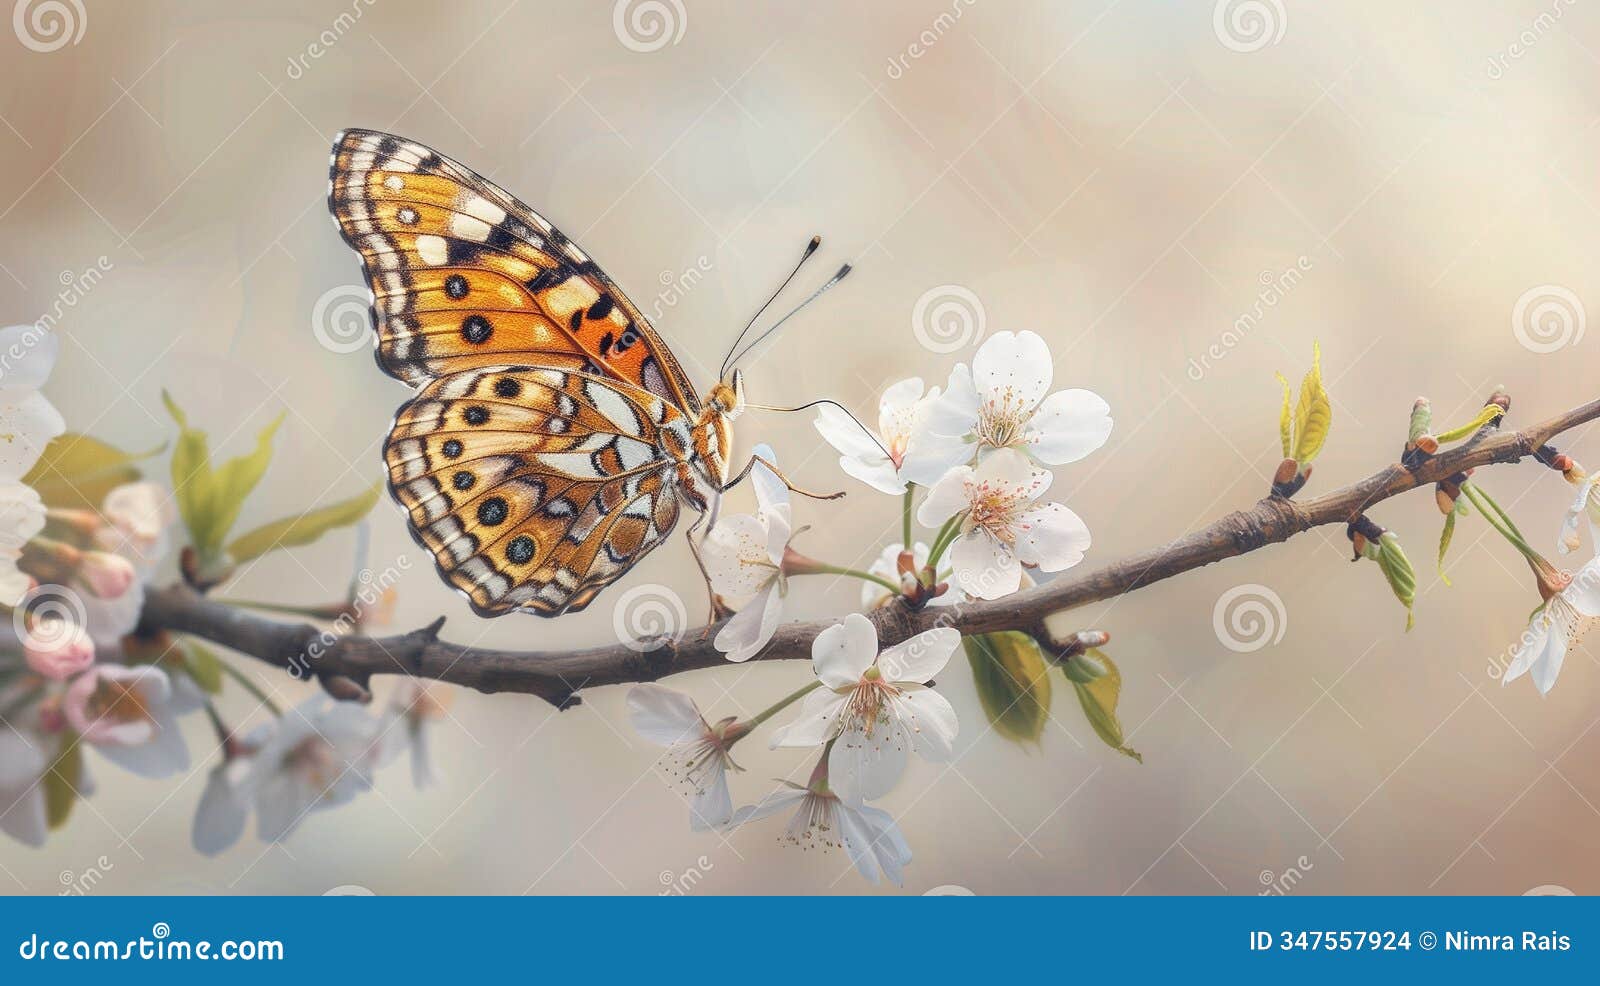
[328,129,747,617]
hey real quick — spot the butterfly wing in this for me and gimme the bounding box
[385,365,690,617]
[329,129,701,412]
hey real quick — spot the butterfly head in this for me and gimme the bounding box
[707,369,746,421]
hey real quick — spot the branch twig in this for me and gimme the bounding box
[137,395,1600,708]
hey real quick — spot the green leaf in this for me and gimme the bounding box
[1437,509,1457,587]
[22,433,164,510]
[1069,649,1141,763]
[1291,341,1331,465]
[163,390,284,565]
[1376,532,1416,631]
[1435,404,1504,445]
[1276,373,1293,459]
[226,482,382,564]
[182,638,225,694]
[963,631,1053,745]
[43,735,83,830]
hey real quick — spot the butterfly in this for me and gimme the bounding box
[327,129,843,619]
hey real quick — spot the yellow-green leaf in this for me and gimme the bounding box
[163,390,283,561]
[1434,404,1504,444]
[1276,373,1293,459]
[182,638,225,694]
[963,631,1053,745]
[1291,341,1331,465]
[1070,649,1141,763]
[226,482,381,564]
[1437,509,1457,587]
[22,433,163,510]
[1377,531,1416,631]
[43,735,82,830]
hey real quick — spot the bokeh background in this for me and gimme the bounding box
[3,0,1599,895]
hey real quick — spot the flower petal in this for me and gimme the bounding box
[814,404,884,459]
[924,363,980,438]
[626,683,706,746]
[1503,615,1554,686]
[714,580,784,663]
[725,786,806,828]
[1014,502,1092,572]
[877,627,960,684]
[878,377,926,426]
[701,513,775,603]
[1561,560,1600,616]
[916,465,973,527]
[813,612,878,687]
[895,688,959,761]
[0,390,65,481]
[688,762,733,831]
[973,330,1052,412]
[829,720,909,804]
[749,443,789,517]
[768,687,846,748]
[1027,388,1112,464]
[0,327,59,390]
[950,530,1021,599]
[192,765,250,856]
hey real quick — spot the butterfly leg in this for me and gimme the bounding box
[677,464,727,634]
[724,454,845,501]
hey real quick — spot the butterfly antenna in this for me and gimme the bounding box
[727,263,852,370]
[719,236,821,380]
[746,396,892,461]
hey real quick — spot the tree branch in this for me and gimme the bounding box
[137,395,1600,708]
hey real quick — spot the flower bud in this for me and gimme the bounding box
[79,551,136,599]
[1407,397,1432,444]
[24,627,95,681]
[1273,458,1298,485]
[1062,651,1109,684]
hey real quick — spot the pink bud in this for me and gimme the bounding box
[24,627,94,681]
[79,551,136,599]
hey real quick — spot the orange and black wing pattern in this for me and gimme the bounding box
[328,128,701,412]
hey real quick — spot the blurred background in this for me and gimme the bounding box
[3,0,1599,895]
